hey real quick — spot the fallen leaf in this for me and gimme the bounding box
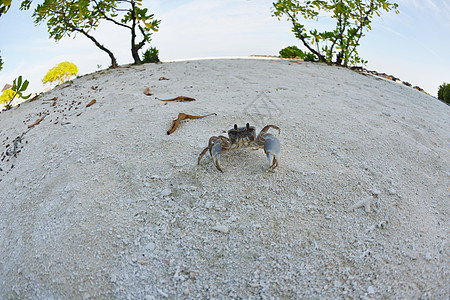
[167,113,217,135]
[42,97,58,102]
[159,77,169,80]
[160,96,196,102]
[28,114,47,128]
[29,94,40,102]
[86,99,96,107]
[91,85,98,90]
[144,87,152,96]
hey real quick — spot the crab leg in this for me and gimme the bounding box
[210,139,224,172]
[198,136,230,172]
[257,125,280,139]
[264,134,280,171]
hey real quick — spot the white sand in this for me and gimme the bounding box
[0,58,449,299]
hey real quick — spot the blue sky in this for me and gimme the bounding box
[0,0,449,97]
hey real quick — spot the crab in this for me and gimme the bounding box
[198,123,281,172]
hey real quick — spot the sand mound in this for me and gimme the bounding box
[0,58,448,299]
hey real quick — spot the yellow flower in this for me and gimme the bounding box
[42,61,78,85]
[0,89,17,105]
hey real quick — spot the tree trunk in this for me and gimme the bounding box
[67,22,118,68]
[130,1,142,64]
[83,30,119,68]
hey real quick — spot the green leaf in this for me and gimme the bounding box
[20,80,29,92]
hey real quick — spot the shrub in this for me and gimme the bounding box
[437,83,450,103]
[304,52,317,62]
[42,62,78,85]
[279,46,317,61]
[280,46,304,59]
[142,47,160,63]
[0,76,31,110]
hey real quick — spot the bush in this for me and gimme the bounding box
[279,46,317,61]
[280,46,304,59]
[42,62,78,85]
[142,47,160,63]
[437,83,450,103]
[303,52,317,62]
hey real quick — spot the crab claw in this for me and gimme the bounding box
[211,140,224,172]
[264,134,280,171]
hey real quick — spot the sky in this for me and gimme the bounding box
[0,0,449,97]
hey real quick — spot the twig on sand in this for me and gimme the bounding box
[28,114,48,128]
[167,112,216,135]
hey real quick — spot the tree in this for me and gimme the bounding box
[33,0,160,68]
[34,0,119,68]
[273,0,399,66]
[92,0,160,64]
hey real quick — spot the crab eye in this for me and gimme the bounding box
[246,123,250,129]
[234,124,238,130]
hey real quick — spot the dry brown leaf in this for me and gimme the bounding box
[86,99,96,107]
[159,77,169,81]
[144,87,152,96]
[167,113,217,135]
[29,94,40,102]
[160,96,196,102]
[28,114,47,128]
[42,97,58,102]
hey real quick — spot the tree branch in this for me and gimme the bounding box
[92,0,131,30]
[285,10,325,62]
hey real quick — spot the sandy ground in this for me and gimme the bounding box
[0,58,449,299]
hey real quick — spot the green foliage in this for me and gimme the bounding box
[33,0,119,66]
[0,75,31,110]
[280,46,304,58]
[42,61,78,85]
[437,83,450,103]
[273,0,399,67]
[0,0,12,17]
[304,52,317,61]
[142,47,160,63]
[33,0,160,67]
[279,46,317,61]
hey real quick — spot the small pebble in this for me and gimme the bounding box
[212,225,229,233]
[297,188,306,197]
[145,242,156,251]
[253,223,262,229]
[160,188,172,197]
[367,285,375,294]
